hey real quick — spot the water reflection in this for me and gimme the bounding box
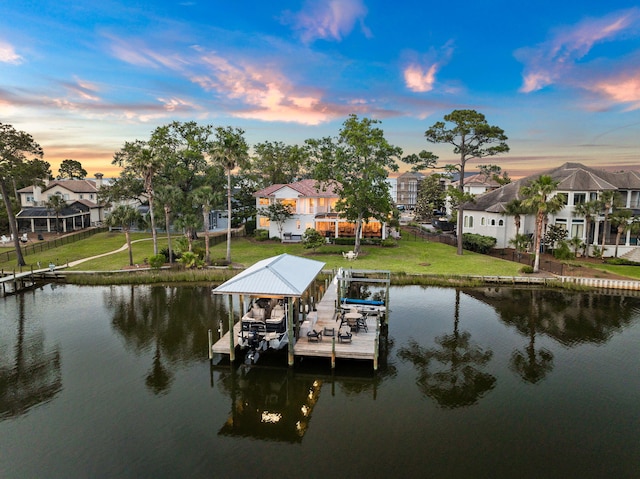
[0,294,62,419]
[467,287,639,345]
[104,285,226,394]
[216,364,321,442]
[397,289,496,408]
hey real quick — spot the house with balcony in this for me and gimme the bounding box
[461,162,640,257]
[254,179,389,241]
[396,171,424,210]
[15,175,106,233]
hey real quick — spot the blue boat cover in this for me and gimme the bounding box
[341,298,384,306]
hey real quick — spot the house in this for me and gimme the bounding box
[16,175,106,233]
[396,171,424,210]
[254,179,389,241]
[461,162,640,257]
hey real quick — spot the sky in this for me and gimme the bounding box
[1,0,640,179]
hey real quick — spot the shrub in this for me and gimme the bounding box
[159,247,182,263]
[604,257,640,266]
[302,228,325,251]
[381,238,397,247]
[148,254,165,269]
[553,241,574,260]
[520,265,534,274]
[243,219,256,235]
[179,251,204,269]
[462,233,497,254]
[253,229,269,241]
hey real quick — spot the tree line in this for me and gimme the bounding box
[1,111,513,267]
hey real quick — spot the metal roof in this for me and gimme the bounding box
[212,253,325,297]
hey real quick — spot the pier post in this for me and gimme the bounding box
[331,338,336,369]
[228,295,235,361]
[208,329,213,361]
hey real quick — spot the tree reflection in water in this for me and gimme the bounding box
[104,285,225,394]
[0,293,62,419]
[397,289,496,408]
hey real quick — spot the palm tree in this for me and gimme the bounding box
[598,190,616,258]
[573,199,599,257]
[503,198,527,237]
[104,205,142,266]
[210,127,249,264]
[45,195,66,234]
[113,140,163,255]
[191,186,222,264]
[521,175,566,273]
[509,233,530,261]
[174,212,201,253]
[610,208,632,258]
[155,185,183,264]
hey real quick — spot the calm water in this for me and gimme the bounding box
[1,284,639,479]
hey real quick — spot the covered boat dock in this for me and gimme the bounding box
[210,254,390,370]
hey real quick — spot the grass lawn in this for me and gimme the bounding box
[2,231,639,280]
[1,231,523,276]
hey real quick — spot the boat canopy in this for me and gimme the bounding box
[212,254,325,297]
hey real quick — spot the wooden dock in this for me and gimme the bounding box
[0,268,58,297]
[210,275,382,368]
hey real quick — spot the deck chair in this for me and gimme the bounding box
[307,329,322,342]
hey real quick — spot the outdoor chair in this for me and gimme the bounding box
[338,331,352,343]
[323,327,335,337]
[307,329,322,342]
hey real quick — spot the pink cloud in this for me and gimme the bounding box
[404,63,438,92]
[0,40,22,64]
[284,0,371,43]
[590,74,640,110]
[517,7,640,93]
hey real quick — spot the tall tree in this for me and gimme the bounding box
[155,185,183,263]
[191,185,222,264]
[598,190,617,258]
[251,141,309,187]
[520,175,566,273]
[45,195,67,233]
[307,114,402,254]
[0,123,44,266]
[423,110,509,255]
[573,199,600,257]
[104,205,143,266]
[414,174,446,222]
[503,198,528,238]
[610,208,632,258]
[113,140,163,256]
[210,126,249,264]
[57,159,87,179]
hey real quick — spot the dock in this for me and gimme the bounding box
[211,271,386,369]
[0,267,59,297]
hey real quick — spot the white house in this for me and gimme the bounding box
[16,176,106,233]
[254,179,389,241]
[461,162,640,257]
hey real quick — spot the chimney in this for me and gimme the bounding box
[95,172,103,189]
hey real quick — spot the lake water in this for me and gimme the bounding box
[1,284,638,479]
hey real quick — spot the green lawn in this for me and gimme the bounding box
[2,231,639,280]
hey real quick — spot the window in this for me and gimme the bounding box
[259,198,269,205]
[259,217,270,227]
[498,219,504,226]
[280,199,296,211]
[481,217,485,226]
[571,220,584,239]
[490,219,496,226]
[79,194,84,199]
[26,195,34,203]
[573,193,586,205]
[464,215,474,228]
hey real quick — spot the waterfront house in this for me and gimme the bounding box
[254,179,389,241]
[461,162,640,257]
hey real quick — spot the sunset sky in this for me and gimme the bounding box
[1,1,639,179]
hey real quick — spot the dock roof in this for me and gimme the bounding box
[212,253,325,297]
